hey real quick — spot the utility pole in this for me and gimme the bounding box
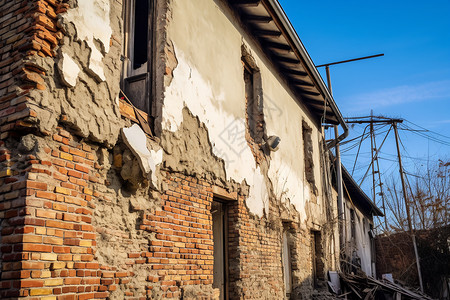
[346,117,424,291]
[370,111,376,216]
[393,122,424,293]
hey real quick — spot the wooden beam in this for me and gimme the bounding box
[245,15,272,23]
[275,56,300,64]
[290,78,314,87]
[263,41,291,51]
[310,105,334,115]
[303,97,328,106]
[230,0,260,7]
[280,68,308,77]
[254,29,282,37]
[298,89,321,97]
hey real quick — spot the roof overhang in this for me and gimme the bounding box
[228,0,348,131]
[341,163,384,217]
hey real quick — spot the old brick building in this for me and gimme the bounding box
[0,0,351,299]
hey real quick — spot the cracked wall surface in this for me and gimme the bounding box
[0,0,340,298]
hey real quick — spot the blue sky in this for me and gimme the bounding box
[278,0,450,208]
[277,0,450,134]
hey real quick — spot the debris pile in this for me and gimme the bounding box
[339,272,433,299]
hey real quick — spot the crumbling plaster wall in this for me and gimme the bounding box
[163,0,328,226]
[26,0,125,146]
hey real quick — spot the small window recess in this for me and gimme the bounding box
[121,0,156,131]
[302,121,317,194]
[350,209,356,240]
[242,45,266,149]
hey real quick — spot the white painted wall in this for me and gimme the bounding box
[163,0,326,221]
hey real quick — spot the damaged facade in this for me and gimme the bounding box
[0,0,365,299]
[332,164,383,278]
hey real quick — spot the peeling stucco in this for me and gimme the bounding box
[162,46,268,216]
[121,124,163,187]
[59,52,81,87]
[64,0,112,82]
[24,0,124,146]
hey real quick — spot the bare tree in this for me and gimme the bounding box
[383,159,449,232]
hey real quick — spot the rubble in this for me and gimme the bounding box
[339,272,433,299]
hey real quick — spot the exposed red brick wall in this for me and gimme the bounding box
[0,2,332,298]
[1,125,299,299]
[0,0,66,139]
[0,129,118,299]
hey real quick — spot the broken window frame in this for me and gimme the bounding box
[122,0,156,129]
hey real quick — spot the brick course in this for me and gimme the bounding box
[0,0,340,299]
[0,0,66,140]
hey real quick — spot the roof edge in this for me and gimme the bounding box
[264,0,348,135]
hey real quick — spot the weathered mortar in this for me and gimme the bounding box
[25,0,125,146]
[0,0,341,298]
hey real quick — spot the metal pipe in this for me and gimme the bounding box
[316,53,384,68]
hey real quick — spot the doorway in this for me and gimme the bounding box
[212,199,228,300]
[312,230,324,288]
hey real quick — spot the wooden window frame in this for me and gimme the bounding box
[122,0,157,129]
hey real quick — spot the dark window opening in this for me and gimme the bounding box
[242,60,265,145]
[302,121,316,192]
[350,209,356,239]
[122,0,155,132]
[133,0,149,69]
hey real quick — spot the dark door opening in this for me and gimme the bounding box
[212,200,228,300]
[312,230,324,288]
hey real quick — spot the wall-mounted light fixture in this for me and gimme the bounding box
[262,135,281,152]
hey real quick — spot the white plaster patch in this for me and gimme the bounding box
[61,53,80,87]
[246,167,269,218]
[121,124,162,186]
[148,148,163,187]
[268,158,307,221]
[163,47,256,183]
[64,0,112,81]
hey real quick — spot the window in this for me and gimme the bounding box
[242,45,265,146]
[302,121,316,193]
[350,209,356,239]
[122,0,155,120]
